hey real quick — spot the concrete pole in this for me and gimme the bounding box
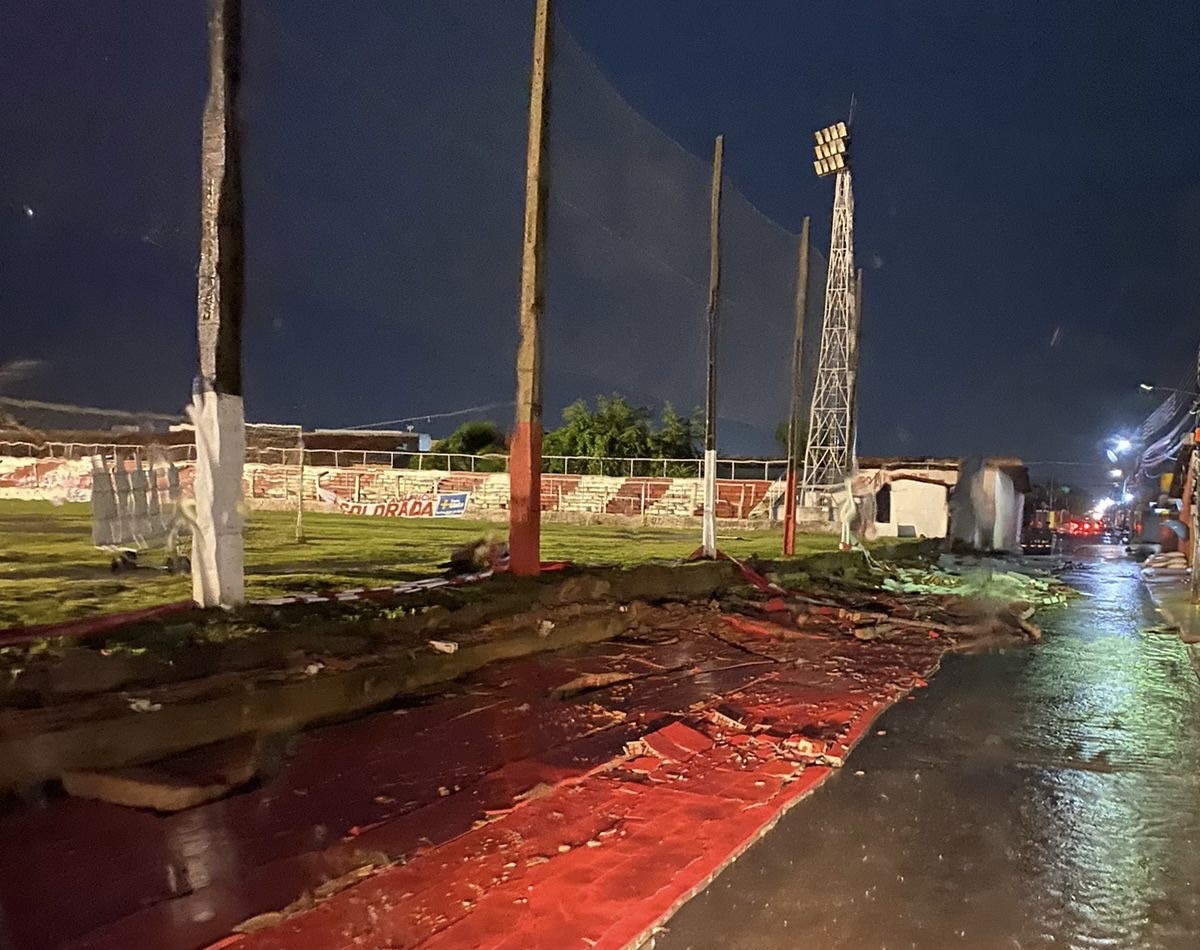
[509,0,553,576]
[701,135,724,559]
[191,0,246,608]
[295,432,306,543]
[783,216,811,556]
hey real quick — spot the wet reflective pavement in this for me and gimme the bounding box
[660,554,1200,950]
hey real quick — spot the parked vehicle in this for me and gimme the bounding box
[1022,526,1055,555]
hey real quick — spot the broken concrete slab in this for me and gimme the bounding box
[627,721,715,762]
[0,606,635,790]
[61,734,260,811]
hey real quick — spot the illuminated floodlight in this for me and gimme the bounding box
[1105,448,1118,463]
[1139,383,1200,398]
[1109,468,1122,478]
[1114,438,1132,453]
[812,120,851,178]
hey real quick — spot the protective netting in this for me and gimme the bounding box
[238,1,828,447]
[0,2,830,616]
[3,1,826,445]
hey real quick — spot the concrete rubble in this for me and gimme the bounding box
[0,554,1068,950]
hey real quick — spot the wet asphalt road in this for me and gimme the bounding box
[660,552,1200,950]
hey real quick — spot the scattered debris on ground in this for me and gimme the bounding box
[724,555,1070,655]
[1142,551,1189,577]
[0,549,1072,950]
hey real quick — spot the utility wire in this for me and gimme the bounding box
[0,396,181,423]
[344,401,514,430]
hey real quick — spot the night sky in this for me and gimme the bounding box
[2,1,1199,488]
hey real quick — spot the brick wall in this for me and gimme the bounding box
[0,457,778,525]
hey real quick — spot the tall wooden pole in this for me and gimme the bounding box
[191,0,246,607]
[701,135,724,559]
[197,0,244,395]
[783,216,811,556]
[509,0,553,576]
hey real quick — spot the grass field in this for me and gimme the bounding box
[0,501,849,627]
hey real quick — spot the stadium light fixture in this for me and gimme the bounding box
[1139,382,1200,397]
[812,121,850,178]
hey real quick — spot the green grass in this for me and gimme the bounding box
[0,501,846,627]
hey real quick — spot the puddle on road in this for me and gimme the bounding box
[660,555,1200,950]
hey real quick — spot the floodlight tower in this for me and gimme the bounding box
[801,120,858,499]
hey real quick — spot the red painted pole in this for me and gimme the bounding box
[509,0,553,576]
[783,466,798,555]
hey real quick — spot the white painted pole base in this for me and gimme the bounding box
[188,387,246,608]
[837,478,856,551]
[702,448,717,558]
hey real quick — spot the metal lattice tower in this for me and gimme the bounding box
[802,164,857,493]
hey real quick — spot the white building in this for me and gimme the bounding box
[861,458,959,540]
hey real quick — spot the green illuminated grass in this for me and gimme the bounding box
[0,501,847,627]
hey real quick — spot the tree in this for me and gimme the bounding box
[433,420,507,472]
[775,419,807,458]
[540,396,705,476]
[653,404,700,458]
[436,420,506,456]
[543,395,654,474]
[652,404,702,476]
[434,397,703,476]
[774,422,789,455]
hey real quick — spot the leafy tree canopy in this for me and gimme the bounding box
[542,396,700,462]
[434,419,507,456]
[434,397,702,474]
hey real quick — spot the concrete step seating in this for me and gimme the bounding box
[693,481,772,519]
[540,475,583,512]
[647,480,702,518]
[605,478,672,516]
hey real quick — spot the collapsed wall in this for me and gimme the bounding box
[949,457,1029,553]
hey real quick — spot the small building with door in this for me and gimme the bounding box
[860,457,959,540]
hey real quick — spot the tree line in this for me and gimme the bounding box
[431,395,703,476]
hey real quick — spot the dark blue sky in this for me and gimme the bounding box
[2,1,1199,484]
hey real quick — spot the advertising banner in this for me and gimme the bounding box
[316,486,469,518]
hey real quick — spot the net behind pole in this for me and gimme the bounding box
[1,1,832,611]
